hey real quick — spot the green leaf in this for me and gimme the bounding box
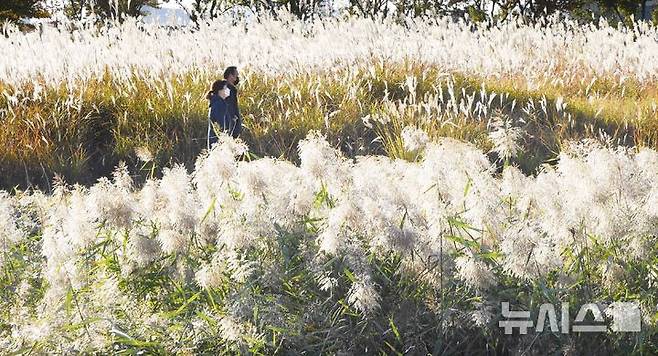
[399,209,408,230]
[60,317,103,332]
[383,341,403,356]
[64,289,74,314]
[343,268,356,283]
[389,317,401,342]
[479,251,502,261]
[463,176,473,197]
[163,291,202,319]
[200,196,217,224]
[446,234,479,250]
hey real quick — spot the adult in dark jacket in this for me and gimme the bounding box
[223,66,242,138]
[206,79,230,149]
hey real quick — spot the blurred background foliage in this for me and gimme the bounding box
[2,0,658,27]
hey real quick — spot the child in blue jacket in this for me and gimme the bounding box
[206,80,231,149]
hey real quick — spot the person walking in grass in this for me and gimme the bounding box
[206,79,231,149]
[223,66,242,138]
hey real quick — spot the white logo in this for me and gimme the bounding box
[498,301,641,334]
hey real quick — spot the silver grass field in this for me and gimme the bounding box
[1,14,658,354]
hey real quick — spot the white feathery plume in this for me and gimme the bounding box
[346,275,381,314]
[455,254,496,290]
[488,117,523,160]
[401,125,429,153]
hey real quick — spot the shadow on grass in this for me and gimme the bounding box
[0,65,649,192]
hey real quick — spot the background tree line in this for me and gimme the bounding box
[1,0,657,29]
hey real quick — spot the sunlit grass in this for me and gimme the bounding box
[2,61,658,189]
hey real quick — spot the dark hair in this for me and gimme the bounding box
[223,66,238,80]
[206,80,227,100]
